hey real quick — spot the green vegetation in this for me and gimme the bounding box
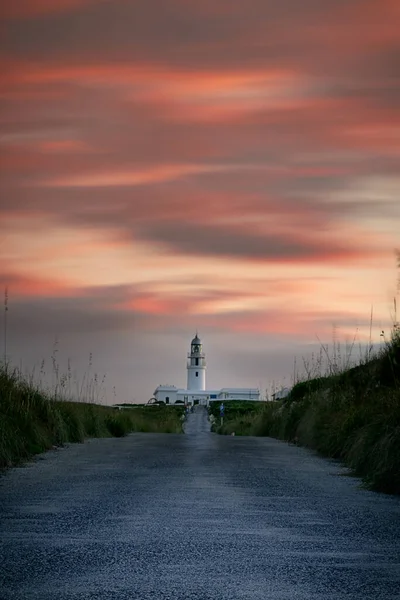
[211,328,400,495]
[0,366,184,469]
[209,401,265,436]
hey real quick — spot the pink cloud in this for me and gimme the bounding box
[0,0,398,353]
[0,272,79,298]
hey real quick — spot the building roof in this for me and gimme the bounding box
[176,389,220,395]
[219,387,259,392]
[154,385,178,390]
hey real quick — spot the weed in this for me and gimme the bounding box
[0,366,184,469]
[211,331,400,494]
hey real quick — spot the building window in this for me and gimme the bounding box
[195,358,199,366]
[165,396,169,404]
[196,372,198,377]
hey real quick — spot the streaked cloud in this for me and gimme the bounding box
[38,163,259,188]
[1,0,399,401]
[1,0,98,19]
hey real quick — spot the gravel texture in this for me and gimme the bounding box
[1,406,400,599]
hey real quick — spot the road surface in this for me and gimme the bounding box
[1,406,400,599]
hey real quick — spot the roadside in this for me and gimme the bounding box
[0,366,184,469]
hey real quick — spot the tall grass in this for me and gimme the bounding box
[212,328,400,494]
[0,366,184,469]
[209,401,265,436]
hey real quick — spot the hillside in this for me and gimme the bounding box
[211,328,400,494]
[0,367,184,469]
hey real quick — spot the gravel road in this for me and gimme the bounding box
[1,406,400,599]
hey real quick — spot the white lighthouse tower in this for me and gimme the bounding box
[187,333,206,391]
[152,333,260,405]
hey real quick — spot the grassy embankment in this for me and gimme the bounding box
[210,329,400,494]
[0,366,184,469]
[209,401,264,436]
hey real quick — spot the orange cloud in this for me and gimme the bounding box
[123,294,191,317]
[35,139,92,153]
[0,272,79,298]
[38,163,244,188]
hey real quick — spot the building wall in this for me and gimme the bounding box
[187,366,206,391]
[177,391,209,405]
[155,386,260,405]
[154,388,178,404]
[217,389,260,401]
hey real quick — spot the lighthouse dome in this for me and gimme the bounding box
[191,334,201,345]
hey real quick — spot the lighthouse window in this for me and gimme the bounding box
[195,358,199,366]
[196,372,198,377]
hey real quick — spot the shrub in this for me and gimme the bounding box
[0,366,184,469]
[210,342,400,495]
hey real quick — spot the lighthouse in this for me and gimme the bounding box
[187,334,206,391]
[152,333,260,405]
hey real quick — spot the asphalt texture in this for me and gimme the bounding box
[1,406,400,600]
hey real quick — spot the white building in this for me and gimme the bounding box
[153,334,260,406]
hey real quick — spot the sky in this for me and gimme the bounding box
[1,0,399,403]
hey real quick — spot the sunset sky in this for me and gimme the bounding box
[1,0,399,402]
